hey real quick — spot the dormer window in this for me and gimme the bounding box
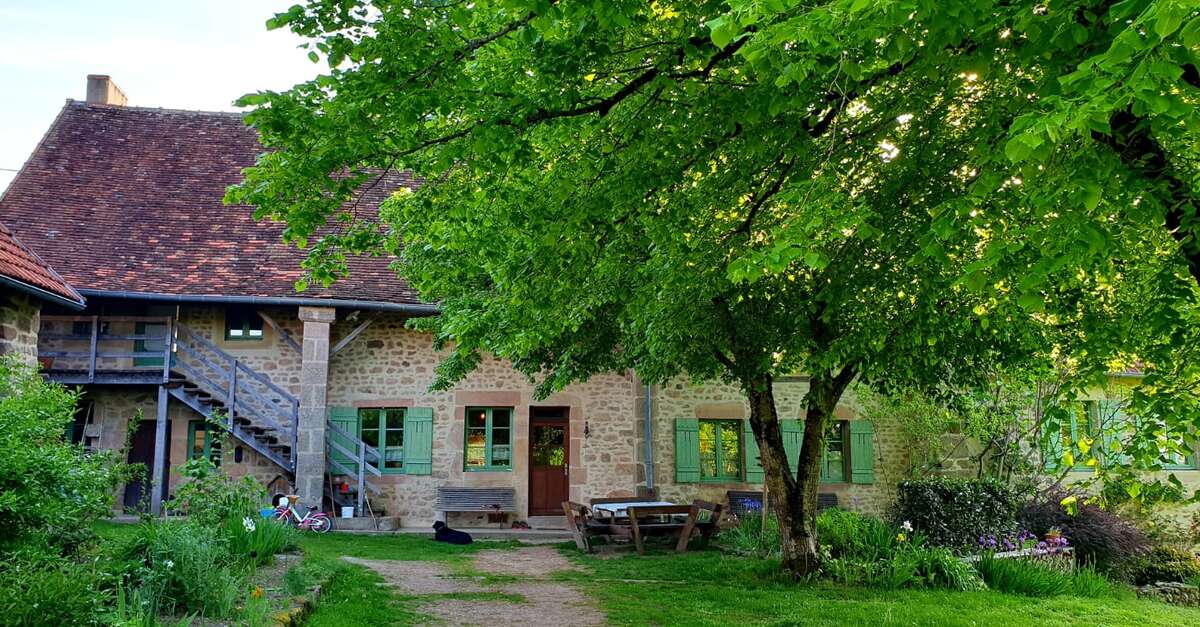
[224,308,264,341]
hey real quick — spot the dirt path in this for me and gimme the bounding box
[343,546,605,626]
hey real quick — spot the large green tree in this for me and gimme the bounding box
[229,0,1199,574]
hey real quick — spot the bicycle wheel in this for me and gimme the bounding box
[310,515,333,533]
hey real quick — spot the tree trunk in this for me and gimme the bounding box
[744,367,856,577]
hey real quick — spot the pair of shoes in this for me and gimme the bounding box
[511,521,531,530]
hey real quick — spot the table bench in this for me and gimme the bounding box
[435,487,515,525]
[564,498,723,554]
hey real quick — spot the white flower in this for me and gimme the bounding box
[901,520,913,532]
[243,516,256,533]
[164,560,174,569]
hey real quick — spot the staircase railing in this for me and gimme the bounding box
[172,323,300,470]
[326,421,383,513]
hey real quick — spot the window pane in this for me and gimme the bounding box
[491,426,511,467]
[361,427,379,448]
[468,409,487,429]
[491,408,511,429]
[192,427,206,459]
[248,328,263,337]
[466,428,487,467]
[719,421,741,478]
[385,409,405,430]
[698,421,718,479]
[228,328,243,337]
[385,428,404,448]
[383,447,404,470]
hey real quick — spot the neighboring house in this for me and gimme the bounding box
[3,76,1193,528]
[0,220,86,363]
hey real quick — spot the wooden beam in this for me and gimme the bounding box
[150,385,169,516]
[331,315,375,358]
[258,311,301,355]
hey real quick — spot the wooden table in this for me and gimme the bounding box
[564,499,723,554]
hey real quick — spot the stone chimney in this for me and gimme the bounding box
[85,75,127,106]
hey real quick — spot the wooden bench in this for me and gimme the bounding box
[726,490,838,518]
[562,501,613,553]
[627,499,724,555]
[435,487,515,525]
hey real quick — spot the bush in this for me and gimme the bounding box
[118,520,244,618]
[0,357,127,558]
[908,545,986,591]
[817,508,899,562]
[225,514,296,566]
[168,453,267,528]
[718,509,781,558]
[1018,487,1148,574]
[893,477,1021,549]
[1130,545,1200,585]
[0,558,114,626]
[975,553,1071,596]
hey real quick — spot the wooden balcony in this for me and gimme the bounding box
[38,315,173,385]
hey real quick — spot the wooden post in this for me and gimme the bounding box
[290,399,299,471]
[150,385,169,516]
[87,315,98,383]
[356,444,366,515]
[160,317,173,383]
[227,359,238,415]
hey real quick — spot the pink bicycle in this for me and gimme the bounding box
[274,501,333,533]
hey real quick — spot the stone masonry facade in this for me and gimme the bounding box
[0,292,40,366]
[52,303,1199,528]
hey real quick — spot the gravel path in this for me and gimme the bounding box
[343,546,605,626]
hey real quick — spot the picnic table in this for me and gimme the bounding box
[563,497,723,554]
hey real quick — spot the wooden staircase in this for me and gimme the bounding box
[168,323,300,472]
[168,322,381,512]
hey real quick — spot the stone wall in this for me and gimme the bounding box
[326,313,641,526]
[0,292,40,366]
[647,377,909,518]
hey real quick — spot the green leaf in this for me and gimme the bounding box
[1018,293,1045,313]
[307,51,320,63]
[1155,4,1186,39]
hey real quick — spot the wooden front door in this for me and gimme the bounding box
[529,409,569,515]
[123,419,168,511]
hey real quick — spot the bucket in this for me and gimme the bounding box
[340,506,355,519]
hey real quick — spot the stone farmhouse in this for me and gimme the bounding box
[1,77,1196,528]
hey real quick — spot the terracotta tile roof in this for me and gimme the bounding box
[0,101,425,307]
[0,220,84,307]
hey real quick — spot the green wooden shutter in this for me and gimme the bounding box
[675,418,700,483]
[781,420,804,475]
[404,407,434,475]
[743,421,764,484]
[848,420,875,484]
[328,406,359,474]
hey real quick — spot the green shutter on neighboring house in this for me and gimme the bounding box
[848,420,875,484]
[404,407,434,475]
[781,420,804,475]
[328,406,359,474]
[743,421,764,483]
[675,418,701,483]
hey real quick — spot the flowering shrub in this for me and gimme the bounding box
[225,514,296,566]
[118,520,243,617]
[893,478,1021,549]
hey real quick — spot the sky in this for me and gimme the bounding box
[0,0,320,191]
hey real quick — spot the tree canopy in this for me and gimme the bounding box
[228,0,1200,574]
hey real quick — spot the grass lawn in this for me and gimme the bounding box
[94,523,1200,625]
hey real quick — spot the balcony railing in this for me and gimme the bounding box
[38,315,173,384]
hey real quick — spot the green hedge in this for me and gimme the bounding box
[893,478,1020,549]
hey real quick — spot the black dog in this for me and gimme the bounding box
[432,520,473,545]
